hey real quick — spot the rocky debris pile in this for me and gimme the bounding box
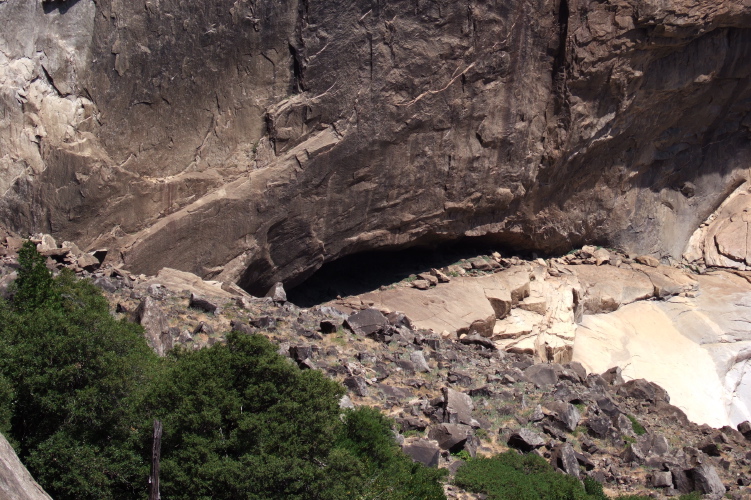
[71,269,751,498]
[0,236,749,497]
[0,231,107,295]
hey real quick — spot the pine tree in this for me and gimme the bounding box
[11,240,56,312]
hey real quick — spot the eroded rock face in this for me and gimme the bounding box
[574,271,751,428]
[0,432,52,500]
[1,0,751,292]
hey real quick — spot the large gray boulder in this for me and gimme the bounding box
[428,423,472,453]
[442,387,475,426]
[134,297,173,356]
[690,463,726,498]
[507,428,546,452]
[345,309,388,336]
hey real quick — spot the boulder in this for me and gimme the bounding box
[290,345,313,363]
[636,255,660,267]
[430,269,451,283]
[412,279,431,290]
[442,388,474,426]
[345,308,388,336]
[36,234,57,252]
[410,350,431,373]
[428,424,472,452]
[690,463,726,498]
[469,257,493,271]
[550,443,580,479]
[524,364,559,387]
[546,401,581,432]
[738,420,751,440]
[189,293,222,314]
[593,248,610,266]
[396,417,429,432]
[485,288,512,319]
[402,439,440,467]
[319,319,340,334]
[569,265,654,314]
[670,467,694,494]
[76,253,101,270]
[250,316,277,329]
[622,433,671,464]
[343,376,369,397]
[265,282,287,303]
[230,320,254,335]
[459,334,496,350]
[601,366,624,385]
[652,471,673,488]
[417,273,439,286]
[134,297,171,356]
[617,379,670,404]
[192,322,214,335]
[507,428,546,452]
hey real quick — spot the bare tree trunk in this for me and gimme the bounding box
[149,419,162,500]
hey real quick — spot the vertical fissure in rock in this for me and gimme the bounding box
[552,0,570,124]
[288,0,309,94]
[289,43,304,94]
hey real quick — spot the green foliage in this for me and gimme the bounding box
[455,452,656,500]
[147,340,445,500]
[678,493,702,500]
[336,406,446,500]
[452,449,473,461]
[0,243,447,500]
[146,333,350,500]
[454,450,599,500]
[0,265,158,499]
[583,476,608,499]
[0,373,14,438]
[11,240,56,311]
[626,415,646,436]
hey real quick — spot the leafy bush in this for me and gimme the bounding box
[0,254,158,499]
[10,241,56,311]
[454,450,595,499]
[145,335,445,500]
[144,332,351,499]
[455,451,660,500]
[583,476,608,499]
[336,406,446,500]
[626,415,646,436]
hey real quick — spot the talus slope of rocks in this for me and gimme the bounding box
[1,232,751,498]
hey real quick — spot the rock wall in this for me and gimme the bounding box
[1,0,751,291]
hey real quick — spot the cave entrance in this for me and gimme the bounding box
[286,239,526,308]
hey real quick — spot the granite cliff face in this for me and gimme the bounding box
[1,0,751,292]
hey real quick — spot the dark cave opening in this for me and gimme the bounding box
[42,0,81,15]
[286,239,539,308]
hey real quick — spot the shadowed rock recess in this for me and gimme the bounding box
[1,0,751,291]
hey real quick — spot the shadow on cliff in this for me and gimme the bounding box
[286,239,531,308]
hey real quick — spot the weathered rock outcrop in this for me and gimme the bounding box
[1,0,751,292]
[0,432,52,500]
